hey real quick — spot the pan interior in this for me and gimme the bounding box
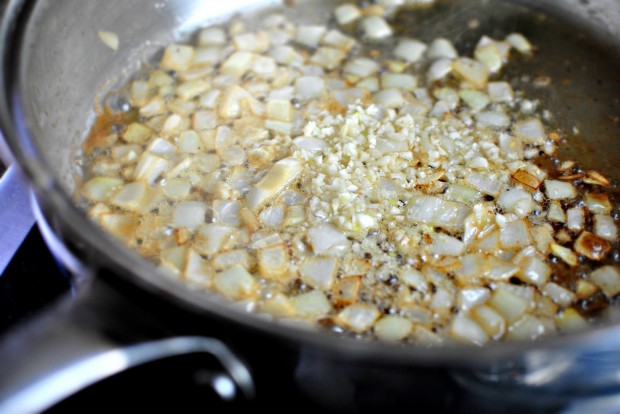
[12,0,620,354]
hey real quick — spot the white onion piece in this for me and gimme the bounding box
[133,153,170,185]
[173,201,207,231]
[98,31,119,51]
[487,81,514,102]
[375,138,409,153]
[427,58,453,81]
[308,224,348,255]
[394,39,427,63]
[499,219,531,249]
[299,257,338,290]
[221,51,255,77]
[566,208,584,231]
[374,89,406,108]
[517,256,551,287]
[361,16,393,40]
[259,205,284,228]
[334,3,362,25]
[160,44,195,72]
[429,101,450,118]
[214,265,258,301]
[381,74,417,91]
[184,248,213,288]
[83,177,124,202]
[459,288,491,312]
[586,193,612,214]
[212,249,252,271]
[344,58,380,77]
[213,200,241,226]
[374,316,413,342]
[262,294,295,317]
[471,305,505,339]
[544,180,576,200]
[246,158,305,212]
[459,90,490,112]
[514,118,546,145]
[162,178,191,199]
[452,58,490,88]
[498,133,523,160]
[488,287,529,323]
[270,45,304,66]
[337,304,381,333]
[466,172,502,196]
[110,181,161,214]
[198,27,226,47]
[293,137,328,151]
[233,31,270,53]
[556,308,587,332]
[444,184,480,204]
[507,315,549,341]
[430,288,453,312]
[454,253,486,283]
[543,283,576,307]
[485,257,519,281]
[321,30,356,52]
[194,224,235,256]
[429,233,464,256]
[476,111,510,129]
[547,200,566,223]
[292,291,332,318]
[295,76,326,101]
[594,214,618,242]
[295,25,327,48]
[474,42,503,73]
[400,267,429,292]
[498,187,534,217]
[193,47,225,66]
[310,47,346,70]
[590,266,620,297]
[506,33,532,54]
[450,315,489,345]
[550,243,578,266]
[427,38,458,61]
[407,195,471,231]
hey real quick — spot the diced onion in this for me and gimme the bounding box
[394,39,427,63]
[544,180,576,200]
[361,16,393,40]
[98,31,119,51]
[334,3,362,25]
[590,266,620,297]
[374,316,413,342]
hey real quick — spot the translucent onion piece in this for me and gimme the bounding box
[214,264,258,301]
[407,195,471,231]
[394,39,427,63]
[337,304,381,333]
[292,291,332,318]
[544,180,576,200]
[361,16,393,40]
[590,266,620,298]
[334,3,362,25]
[374,316,413,342]
[299,257,338,290]
[98,31,119,51]
[450,314,489,345]
[307,224,348,255]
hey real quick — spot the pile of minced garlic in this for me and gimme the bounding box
[81,1,620,345]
